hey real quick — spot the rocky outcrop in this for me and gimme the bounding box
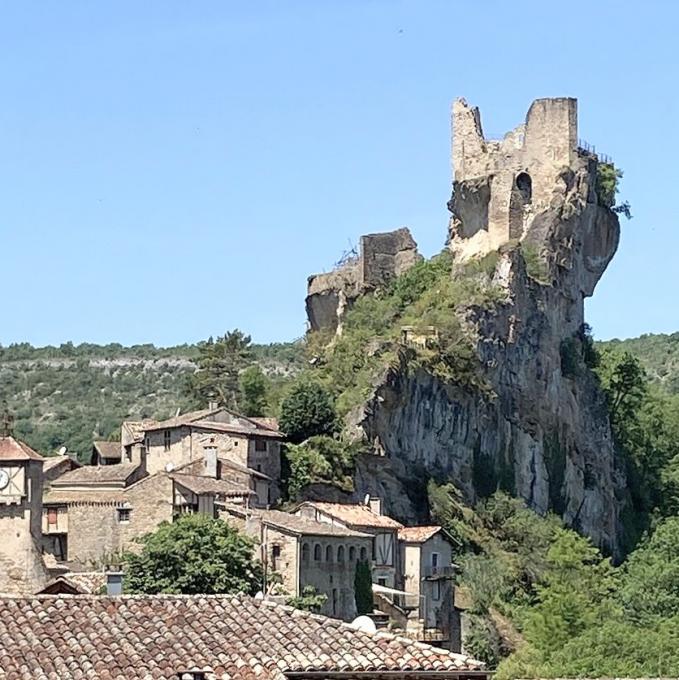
[346,161,625,556]
[306,228,421,334]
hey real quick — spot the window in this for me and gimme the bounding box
[332,588,338,616]
[314,544,322,561]
[349,546,356,561]
[117,508,131,523]
[255,439,267,452]
[516,172,532,203]
[359,546,368,562]
[302,543,310,562]
[337,545,345,562]
[47,507,58,526]
[271,544,281,571]
[431,552,440,575]
[164,430,171,452]
[378,578,387,587]
[325,545,333,562]
[432,580,441,601]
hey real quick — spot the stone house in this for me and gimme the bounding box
[42,464,252,566]
[220,505,373,621]
[0,436,49,595]
[90,440,122,465]
[119,405,283,506]
[398,525,459,649]
[295,499,403,589]
[0,594,488,679]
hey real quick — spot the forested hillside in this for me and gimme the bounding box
[598,332,679,394]
[0,340,303,458]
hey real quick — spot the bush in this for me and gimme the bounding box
[279,380,338,444]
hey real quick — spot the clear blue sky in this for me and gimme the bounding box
[1,1,677,347]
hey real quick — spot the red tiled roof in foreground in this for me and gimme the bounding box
[0,436,44,462]
[0,594,486,680]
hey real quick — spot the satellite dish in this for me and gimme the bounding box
[58,446,67,456]
[165,463,175,472]
[363,493,371,506]
[350,616,376,634]
[254,591,264,600]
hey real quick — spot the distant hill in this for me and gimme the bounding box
[597,332,679,394]
[0,341,303,460]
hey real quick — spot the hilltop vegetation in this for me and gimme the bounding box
[0,339,303,459]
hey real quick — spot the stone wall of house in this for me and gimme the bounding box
[262,524,299,597]
[298,534,372,621]
[0,460,48,595]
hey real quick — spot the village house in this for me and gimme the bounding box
[0,435,49,595]
[0,594,487,679]
[42,462,253,565]
[220,504,374,621]
[295,499,403,588]
[117,405,283,506]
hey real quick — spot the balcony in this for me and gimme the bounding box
[422,565,455,579]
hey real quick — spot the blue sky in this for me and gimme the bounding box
[1,1,677,346]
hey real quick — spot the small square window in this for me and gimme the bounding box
[117,508,131,523]
[255,439,267,452]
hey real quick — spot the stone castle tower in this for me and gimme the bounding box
[448,97,596,259]
[0,436,49,594]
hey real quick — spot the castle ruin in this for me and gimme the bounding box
[448,97,599,259]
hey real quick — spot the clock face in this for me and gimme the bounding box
[0,469,9,491]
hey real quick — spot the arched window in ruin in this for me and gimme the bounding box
[325,545,333,562]
[337,545,345,562]
[509,172,533,239]
[516,172,532,203]
[314,544,322,561]
[302,543,310,562]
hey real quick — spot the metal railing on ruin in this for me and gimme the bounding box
[578,139,613,165]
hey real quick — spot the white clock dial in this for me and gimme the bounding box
[0,469,9,491]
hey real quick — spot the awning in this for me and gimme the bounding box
[371,583,413,597]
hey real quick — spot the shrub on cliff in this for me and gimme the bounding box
[279,380,338,443]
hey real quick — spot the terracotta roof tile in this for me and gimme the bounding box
[92,440,122,460]
[399,525,443,543]
[0,436,44,462]
[0,594,486,678]
[257,509,372,538]
[169,473,253,498]
[51,462,139,486]
[300,502,404,530]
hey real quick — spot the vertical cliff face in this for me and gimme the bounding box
[349,155,625,555]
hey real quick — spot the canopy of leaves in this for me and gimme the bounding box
[286,585,327,613]
[279,380,338,444]
[239,364,269,417]
[124,514,262,595]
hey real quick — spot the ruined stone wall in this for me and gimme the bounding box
[306,228,421,333]
[449,97,589,258]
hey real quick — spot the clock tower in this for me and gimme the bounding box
[0,435,48,594]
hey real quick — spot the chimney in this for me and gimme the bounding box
[106,571,124,596]
[204,447,218,479]
[368,497,382,516]
[207,396,219,412]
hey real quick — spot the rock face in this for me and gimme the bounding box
[306,228,421,334]
[342,98,626,556]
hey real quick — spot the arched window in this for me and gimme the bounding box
[302,543,310,562]
[337,545,345,562]
[349,546,356,561]
[314,544,322,561]
[515,172,532,203]
[325,545,333,562]
[360,546,368,562]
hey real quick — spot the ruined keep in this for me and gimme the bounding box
[332,97,626,556]
[306,227,421,333]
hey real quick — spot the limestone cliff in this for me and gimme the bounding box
[309,97,626,556]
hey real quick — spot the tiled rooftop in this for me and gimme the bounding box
[92,440,122,459]
[258,509,371,538]
[170,473,253,498]
[50,462,139,486]
[0,436,43,462]
[0,594,486,679]
[299,501,404,530]
[399,525,444,543]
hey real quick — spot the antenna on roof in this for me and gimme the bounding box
[175,407,181,417]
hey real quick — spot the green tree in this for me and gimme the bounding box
[287,585,328,613]
[279,380,338,444]
[124,514,262,595]
[239,365,269,417]
[187,330,253,409]
[354,560,374,615]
